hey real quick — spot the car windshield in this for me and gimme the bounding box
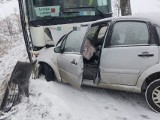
[63,26,88,52]
[27,0,112,20]
[56,30,73,46]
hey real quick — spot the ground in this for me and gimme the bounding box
[0,34,160,120]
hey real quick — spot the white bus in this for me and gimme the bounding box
[18,0,112,61]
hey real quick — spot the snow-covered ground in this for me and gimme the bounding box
[0,34,160,120]
[0,0,160,119]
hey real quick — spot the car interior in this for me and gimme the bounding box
[83,23,109,83]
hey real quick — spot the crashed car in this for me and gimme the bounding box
[36,14,160,112]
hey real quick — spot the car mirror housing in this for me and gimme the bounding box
[54,46,63,53]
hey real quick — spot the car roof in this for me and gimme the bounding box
[86,13,160,27]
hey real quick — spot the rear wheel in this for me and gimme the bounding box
[40,63,55,81]
[145,79,160,112]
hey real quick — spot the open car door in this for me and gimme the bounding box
[56,28,87,88]
[57,53,83,89]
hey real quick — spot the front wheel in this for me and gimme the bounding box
[145,79,160,112]
[40,63,55,82]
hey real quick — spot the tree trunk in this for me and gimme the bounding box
[120,0,132,16]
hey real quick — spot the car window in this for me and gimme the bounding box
[87,26,98,40]
[110,22,149,46]
[156,26,160,41]
[98,26,108,39]
[64,27,88,52]
[85,24,108,47]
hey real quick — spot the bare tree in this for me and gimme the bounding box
[113,0,121,16]
[113,0,132,16]
[120,0,132,16]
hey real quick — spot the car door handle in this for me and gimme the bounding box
[71,59,77,65]
[138,52,154,57]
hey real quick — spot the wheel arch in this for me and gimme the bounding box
[145,79,160,113]
[137,64,160,94]
[141,72,160,94]
[37,57,61,82]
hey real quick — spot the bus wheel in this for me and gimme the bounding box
[43,63,55,82]
[145,79,160,113]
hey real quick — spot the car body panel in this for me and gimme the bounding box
[37,47,61,82]
[36,14,160,94]
[137,59,160,90]
[57,52,83,89]
[82,79,140,93]
[100,46,159,85]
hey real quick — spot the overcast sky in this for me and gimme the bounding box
[131,0,160,14]
[0,0,160,19]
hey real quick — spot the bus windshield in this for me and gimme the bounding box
[27,0,112,22]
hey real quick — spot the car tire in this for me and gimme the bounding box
[145,79,160,113]
[43,63,55,82]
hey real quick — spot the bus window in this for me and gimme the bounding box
[26,0,112,25]
[28,0,111,20]
[64,0,77,8]
[33,0,54,7]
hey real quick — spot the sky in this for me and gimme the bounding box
[131,0,160,14]
[0,0,160,19]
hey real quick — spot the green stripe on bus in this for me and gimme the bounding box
[89,0,93,5]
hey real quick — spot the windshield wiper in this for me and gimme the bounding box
[63,11,79,14]
[65,6,106,18]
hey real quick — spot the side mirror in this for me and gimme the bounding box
[54,46,63,53]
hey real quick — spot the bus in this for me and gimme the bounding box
[18,0,112,61]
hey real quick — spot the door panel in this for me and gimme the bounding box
[100,21,159,85]
[100,46,159,85]
[57,53,83,88]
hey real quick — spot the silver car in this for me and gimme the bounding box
[37,14,160,112]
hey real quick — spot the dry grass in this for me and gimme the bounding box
[0,14,22,57]
[0,35,11,57]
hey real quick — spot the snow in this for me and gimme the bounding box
[0,34,28,82]
[0,34,160,120]
[0,0,160,120]
[0,0,19,20]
